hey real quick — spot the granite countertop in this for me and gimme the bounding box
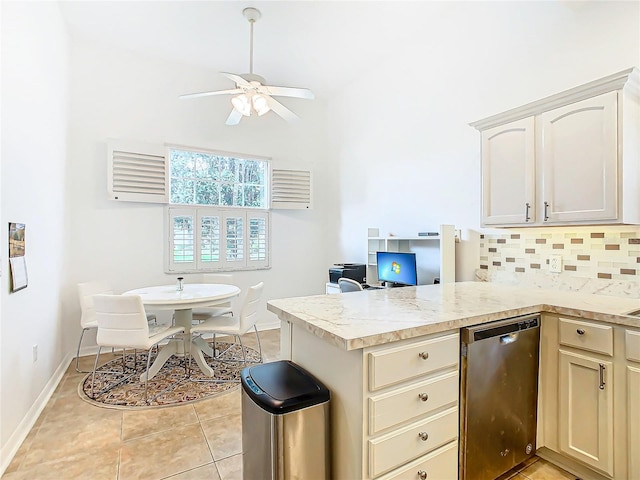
[266,281,640,351]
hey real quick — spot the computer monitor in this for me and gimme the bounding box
[376,251,418,286]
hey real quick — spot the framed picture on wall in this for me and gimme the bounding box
[9,222,27,292]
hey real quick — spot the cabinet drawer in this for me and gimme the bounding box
[376,441,458,480]
[368,407,458,478]
[559,318,613,356]
[627,330,640,362]
[368,333,459,391]
[369,371,458,435]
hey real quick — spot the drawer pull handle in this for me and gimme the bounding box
[544,201,550,221]
[418,432,429,441]
[417,471,428,480]
[418,393,429,402]
[576,328,585,335]
[599,363,606,390]
[418,351,429,360]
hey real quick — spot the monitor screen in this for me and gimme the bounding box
[376,251,418,286]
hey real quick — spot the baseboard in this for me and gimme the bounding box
[2,323,279,475]
[0,352,72,476]
[257,321,280,331]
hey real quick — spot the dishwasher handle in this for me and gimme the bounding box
[462,314,540,344]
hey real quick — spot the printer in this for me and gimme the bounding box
[329,263,366,284]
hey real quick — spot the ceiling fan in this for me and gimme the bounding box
[179,7,314,126]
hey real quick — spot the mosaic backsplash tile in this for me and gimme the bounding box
[478,226,640,298]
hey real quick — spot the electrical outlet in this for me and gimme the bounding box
[549,255,562,273]
[32,344,38,362]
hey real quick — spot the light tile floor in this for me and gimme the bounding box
[3,328,578,480]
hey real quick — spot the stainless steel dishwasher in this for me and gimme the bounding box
[460,314,540,480]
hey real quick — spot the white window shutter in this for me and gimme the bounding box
[270,169,311,209]
[107,140,169,203]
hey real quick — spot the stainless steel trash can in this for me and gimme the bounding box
[241,360,331,480]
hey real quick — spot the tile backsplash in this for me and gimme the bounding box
[477,226,640,298]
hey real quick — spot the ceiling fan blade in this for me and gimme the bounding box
[221,72,251,87]
[180,88,243,100]
[265,86,315,100]
[226,108,243,126]
[264,95,300,122]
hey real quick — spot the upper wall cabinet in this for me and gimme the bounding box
[481,117,535,225]
[471,68,640,227]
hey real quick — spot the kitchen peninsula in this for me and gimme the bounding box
[267,282,640,480]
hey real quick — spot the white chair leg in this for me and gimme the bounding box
[237,335,248,365]
[253,324,263,363]
[75,328,91,373]
[144,347,153,404]
[91,346,103,399]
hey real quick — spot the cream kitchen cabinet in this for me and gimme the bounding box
[539,314,634,480]
[480,117,535,225]
[472,67,640,227]
[626,330,640,479]
[558,350,614,476]
[540,92,618,224]
[284,322,459,480]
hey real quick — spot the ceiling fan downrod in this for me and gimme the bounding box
[243,7,261,75]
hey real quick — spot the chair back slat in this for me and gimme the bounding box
[77,281,113,328]
[93,294,150,348]
[238,282,264,333]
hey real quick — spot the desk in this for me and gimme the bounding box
[123,283,241,379]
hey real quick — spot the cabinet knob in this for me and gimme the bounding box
[418,432,429,441]
[417,471,428,480]
[418,392,429,402]
[525,202,531,222]
[576,328,585,335]
[418,351,429,360]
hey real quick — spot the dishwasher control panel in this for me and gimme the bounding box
[462,314,540,344]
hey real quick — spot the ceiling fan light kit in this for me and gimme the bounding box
[179,7,314,126]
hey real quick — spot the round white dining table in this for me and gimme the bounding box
[123,283,241,379]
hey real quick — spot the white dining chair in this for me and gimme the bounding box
[76,280,157,373]
[191,274,235,322]
[338,277,364,293]
[90,294,186,404]
[191,282,264,368]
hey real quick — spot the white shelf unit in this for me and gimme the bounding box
[367,224,456,286]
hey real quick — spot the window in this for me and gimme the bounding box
[166,147,270,273]
[170,148,267,208]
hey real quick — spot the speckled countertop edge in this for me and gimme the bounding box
[267,282,640,351]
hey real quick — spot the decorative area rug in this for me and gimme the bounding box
[78,341,260,409]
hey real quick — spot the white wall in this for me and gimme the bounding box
[0,0,69,467]
[60,38,330,355]
[325,1,640,282]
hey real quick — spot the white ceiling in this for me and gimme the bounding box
[58,1,588,100]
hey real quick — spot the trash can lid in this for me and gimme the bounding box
[241,360,330,415]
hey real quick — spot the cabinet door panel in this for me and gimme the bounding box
[481,117,535,225]
[629,365,640,479]
[559,350,613,476]
[541,91,618,223]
